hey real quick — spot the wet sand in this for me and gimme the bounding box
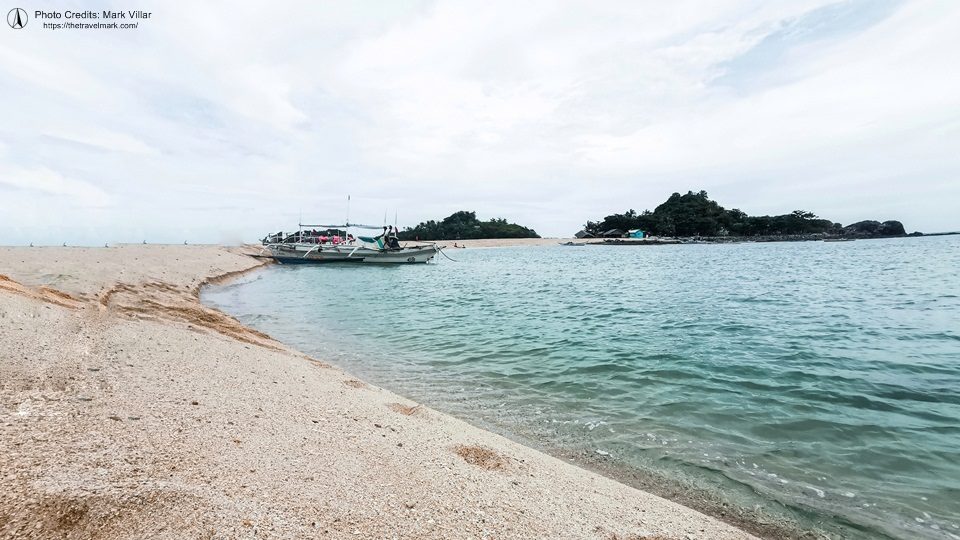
[0,244,755,539]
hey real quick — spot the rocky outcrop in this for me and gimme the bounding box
[843,220,907,237]
[879,220,907,235]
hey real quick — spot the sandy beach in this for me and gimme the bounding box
[423,238,602,248]
[0,244,755,539]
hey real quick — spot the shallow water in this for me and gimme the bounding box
[203,236,960,539]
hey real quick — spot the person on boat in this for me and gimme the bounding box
[386,225,401,249]
[372,226,390,250]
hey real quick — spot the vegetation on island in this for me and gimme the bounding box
[584,190,907,238]
[398,211,540,240]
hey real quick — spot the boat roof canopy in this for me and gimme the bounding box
[299,222,385,230]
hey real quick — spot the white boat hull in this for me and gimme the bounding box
[264,243,439,264]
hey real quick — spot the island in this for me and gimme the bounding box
[581,190,916,242]
[398,210,540,241]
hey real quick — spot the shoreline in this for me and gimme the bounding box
[202,258,852,539]
[204,245,942,540]
[0,244,757,539]
[203,268,814,540]
[6,231,951,252]
[415,231,956,249]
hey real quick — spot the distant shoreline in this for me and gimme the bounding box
[398,231,959,249]
[2,232,957,250]
[586,231,960,246]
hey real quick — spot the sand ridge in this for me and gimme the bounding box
[0,244,757,539]
[0,275,83,310]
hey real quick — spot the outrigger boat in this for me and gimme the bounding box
[259,222,440,264]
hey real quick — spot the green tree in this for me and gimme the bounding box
[398,211,539,240]
[585,192,840,237]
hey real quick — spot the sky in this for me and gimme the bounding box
[1,0,958,244]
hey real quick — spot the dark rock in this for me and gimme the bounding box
[879,220,906,235]
[843,220,906,237]
[843,220,881,235]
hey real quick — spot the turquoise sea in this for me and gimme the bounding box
[203,236,960,539]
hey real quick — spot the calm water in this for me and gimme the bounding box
[203,236,960,539]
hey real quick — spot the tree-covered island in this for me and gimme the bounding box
[398,211,540,240]
[584,191,911,239]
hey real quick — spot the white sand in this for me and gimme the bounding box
[0,244,756,539]
[421,238,602,248]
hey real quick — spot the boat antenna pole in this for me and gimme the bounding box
[346,194,351,240]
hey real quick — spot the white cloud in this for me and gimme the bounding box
[0,165,112,207]
[0,0,958,244]
[42,127,160,156]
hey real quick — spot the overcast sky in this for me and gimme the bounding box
[1,0,958,244]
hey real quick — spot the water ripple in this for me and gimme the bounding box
[204,236,960,540]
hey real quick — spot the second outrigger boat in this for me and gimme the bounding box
[259,222,440,264]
